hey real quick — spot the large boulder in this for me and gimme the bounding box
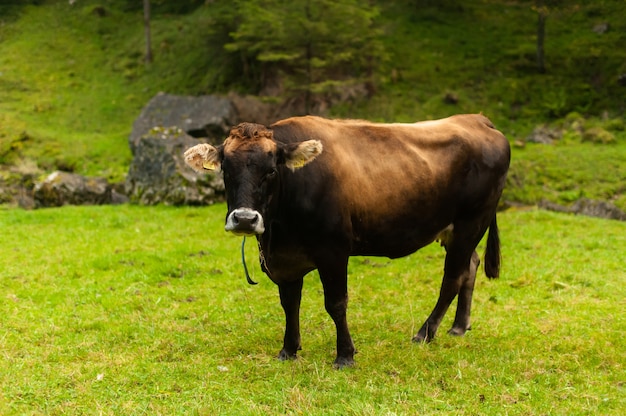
[125,93,236,205]
[128,92,237,152]
[125,126,224,205]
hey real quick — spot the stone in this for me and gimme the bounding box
[592,22,609,34]
[582,126,615,144]
[443,91,459,105]
[571,198,626,221]
[125,126,224,205]
[525,125,562,145]
[125,93,236,205]
[539,198,626,221]
[128,92,237,153]
[33,171,120,208]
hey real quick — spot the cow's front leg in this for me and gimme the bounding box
[277,278,304,360]
[318,256,355,368]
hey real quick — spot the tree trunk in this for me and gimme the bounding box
[536,2,546,73]
[144,0,153,64]
[304,0,312,114]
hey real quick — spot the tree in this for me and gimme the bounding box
[143,0,152,64]
[532,0,566,74]
[534,0,548,73]
[222,0,386,112]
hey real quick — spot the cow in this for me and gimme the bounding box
[184,114,510,368]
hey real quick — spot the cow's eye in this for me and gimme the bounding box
[266,168,277,179]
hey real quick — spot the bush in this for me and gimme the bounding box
[605,118,625,132]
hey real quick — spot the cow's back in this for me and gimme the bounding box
[271,115,510,257]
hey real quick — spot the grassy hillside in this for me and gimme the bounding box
[0,1,215,181]
[339,1,626,129]
[0,0,625,208]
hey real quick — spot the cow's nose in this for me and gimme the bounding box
[233,210,259,228]
[225,208,265,235]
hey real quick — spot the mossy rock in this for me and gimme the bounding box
[582,127,615,144]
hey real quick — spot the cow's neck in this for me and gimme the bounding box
[256,224,273,277]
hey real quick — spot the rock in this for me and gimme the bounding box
[125,126,224,205]
[0,161,41,209]
[592,22,609,34]
[443,91,459,105]
[582,126,615,144]
[525,125,562,144]
[538,200,571,214]
[227,93,283,126]
[126,93,236,205]
[571,198,626,221]
[33,171,120,208]
[539,198,626,221]
[129,92,237,153]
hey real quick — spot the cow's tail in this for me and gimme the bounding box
[484,215,501,279]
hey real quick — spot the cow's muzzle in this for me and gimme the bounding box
[225,208,265,235]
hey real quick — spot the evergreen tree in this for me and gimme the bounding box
[222,0,386,112]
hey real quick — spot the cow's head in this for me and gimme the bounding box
[184,122,323,236]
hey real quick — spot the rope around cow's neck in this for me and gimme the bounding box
[241,236,258,285]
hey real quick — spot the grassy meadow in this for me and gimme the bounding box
[1,1,625,414]
[1,204,624,415]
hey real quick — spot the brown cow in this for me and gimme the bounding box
[184,114,510,367]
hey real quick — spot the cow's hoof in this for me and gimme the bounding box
[447,326,469,336]
[413,323,437,343]
[412,330,434,343]
[278,349,298,361]
[333,356,355,369]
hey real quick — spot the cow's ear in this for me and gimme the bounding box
[282,140,323,171]
[184,143,223,172]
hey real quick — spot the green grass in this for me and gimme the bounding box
[1,204,624,414]
[505,140,626,211]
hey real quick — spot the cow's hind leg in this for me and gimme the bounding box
[448,250,479,336]
[278,278,304,360]
[413,219,489,343]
